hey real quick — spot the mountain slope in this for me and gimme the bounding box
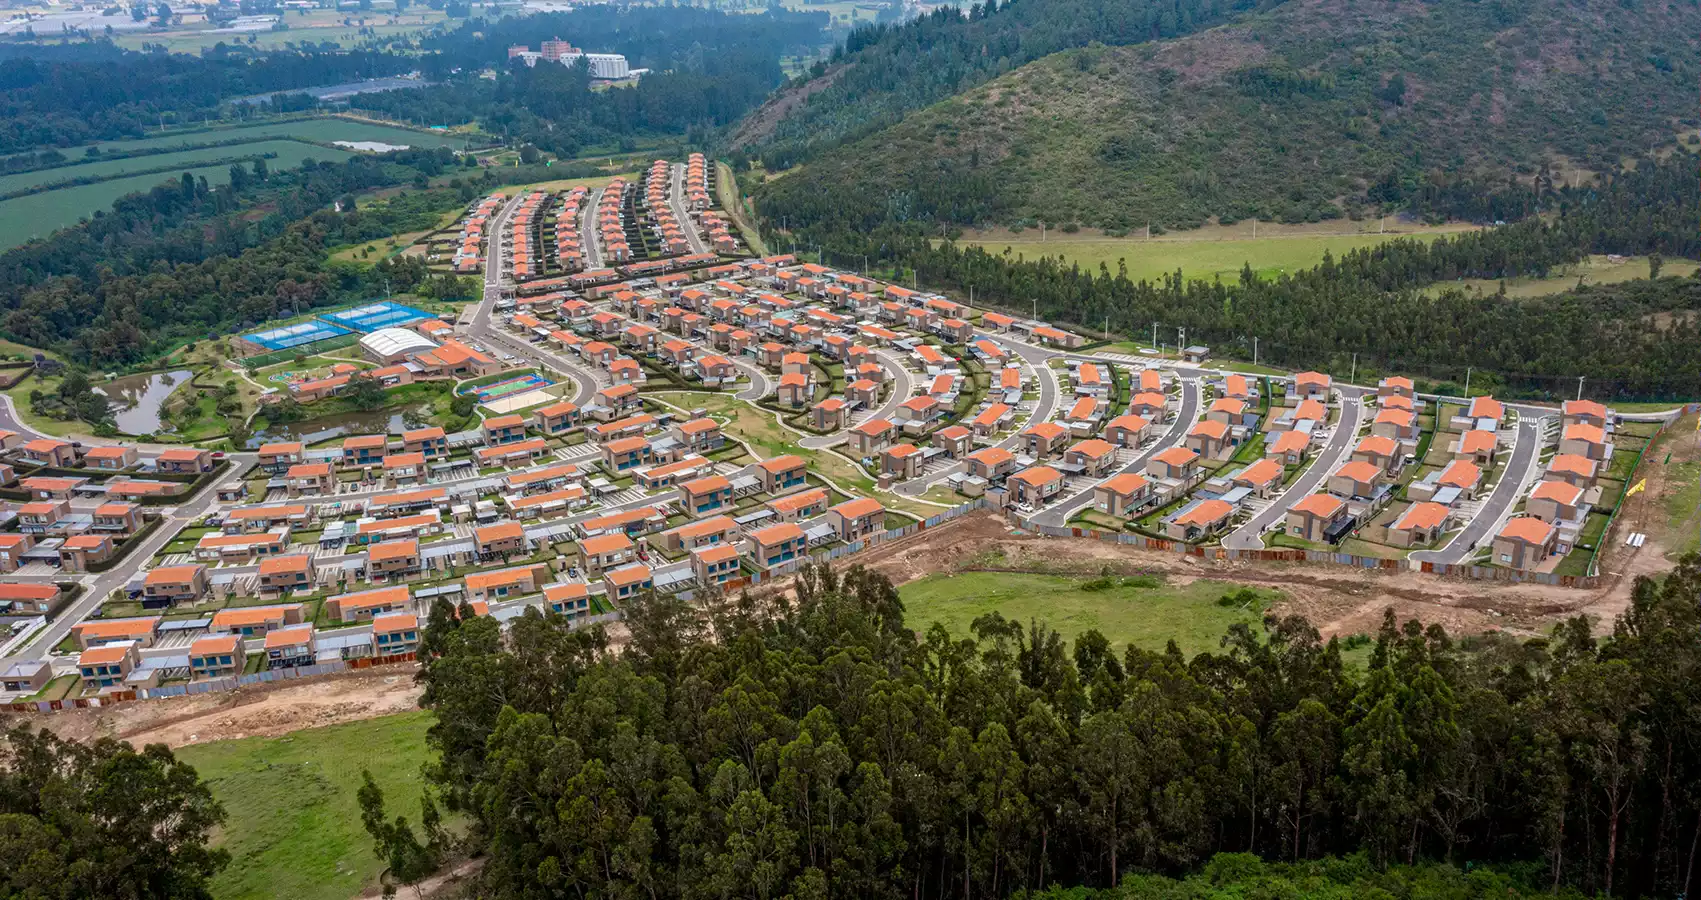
[754,0,1701,235]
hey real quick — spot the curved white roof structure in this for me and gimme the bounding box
[360,327,436,360]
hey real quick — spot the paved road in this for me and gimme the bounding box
[467,193,601,407]
[580,186,605,270]
[1221,389,1366,550]
[893,335,1059,495]
[800,348,916,451]
[669,164,708,255]
[1411,414,1547,565]
[1029,378,1200,527]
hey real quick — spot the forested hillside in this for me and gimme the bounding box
[413,557,1701,899]
[754,0,1701,234]
[732,0,1265,166]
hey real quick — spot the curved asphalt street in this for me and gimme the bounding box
[1028,378,1200,527]
[1410,414,1546,565]
[1220,388,1366,550]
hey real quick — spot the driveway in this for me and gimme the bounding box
[1221,389,1366,549]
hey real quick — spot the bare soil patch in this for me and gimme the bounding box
[855,511,1646,639]
[17,664,423,749]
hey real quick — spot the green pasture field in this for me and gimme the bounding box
[961,231,1454,285]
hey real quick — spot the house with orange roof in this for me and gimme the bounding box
[1326,461,1383,501]
[342,435,388,469]
[845,379,882,411]
[22,438,75,467]
[194,528,289,564]
[475,522,528,557]
[210,603,305,637]
[811,397,849,431]
[1452,396,1505,431]
[777,372,814,407]
[286,462,335,497]
[58,534,114,572]
[1062,396,1104,436]
[966,446,1016,481]
[21,475,84,500]
[1065,438,1117,477]
[372,612,422,655]
[1559,423,1609,461]
[932,424,973,459]
[1528,479,1589,529]
[661,515,737,554]
[894,395,941,434]
[673,418,725,454]
[1007,465,1064,507]
[0,533,34,573]
[1163,498,1236,542]
[1094,472,1151,518]
[264,625,316,669]
[142,564,206,608]
[17,499,68,534]
[767,488,829,522]
[692,544,743,586]
[403,426,449,458]
[257,554,314,595]
[1351,435,1401,474]
[1185,419,1232,459]
[1388,502,1451,548]
[747,522,808,568]
[156,447,213,474]
[756,455,809,494]
[592,384,643,420]
[1147,447,1201,482]
[828,497,885,542]
[82,445,137,470]
[1128,391,1168,423]
[475,437,549,467]
[1546,453,1598,488]
[679,474,734,518]
[1378,376,1414,401]
[1030,325,1082,349]
[482,414,528,446]
[1221,374,1252,401]
[464,564,548,603]
[73,615,158,650]
[579,532,637,576]
[188,634,242,680]
[1292,372,1331,402]
[79,642,141,691]
[969,403,1014,438]
[1023,422,1069,459]
[604,563,653,601]
[1104,414,1150,449]
[1562,399,1610,430]
[1372,408,1419,442]
[367,538,422,580]
[601,436,652,473]
[1433,459,1483,500]
[1266,429,1313,466]
[1231,458,1285,498]
[0,583,58,614]
[383,451,427,487]
[883,443,924,479]
[326,585,411,622]
[1285,494,1349,544]
[1451,428,1499,466]
[1492,517,1558,570]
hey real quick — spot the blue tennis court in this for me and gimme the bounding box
[242,320,354,351]
[319,301,435,333]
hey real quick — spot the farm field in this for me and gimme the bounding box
[109,8,454,52]
[0,139,349,196]
[961,227,1463,285]
[74,117,471,157]
[898,571,1280,656]
[175,711,437,900]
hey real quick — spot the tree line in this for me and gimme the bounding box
[773,153,1701,400]
[405,555,1701,898]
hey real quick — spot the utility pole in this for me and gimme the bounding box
[1032,298,1038,321]
[1104,315,1109,340]
[1577,375,1585,401]
[1177,327,1186,354]
[1253,336,1258,367]
[1151,322,1158,348]
[1350,353,1357,384]
[1464,366,1472,398]
[968,285,974,309]
[1252,218,1257,239]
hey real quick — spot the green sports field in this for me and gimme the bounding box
[962,231,1455,285]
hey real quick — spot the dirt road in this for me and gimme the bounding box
[855,511,1651,640]
[19,665,424,749]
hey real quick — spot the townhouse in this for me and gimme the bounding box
[827,497,885,543]
[464,564,548,603]
[367,539,422,581]
[142,565,207,608]
[1007,465,1064,507]
[1387,501,1451,549]
[680,475,735,517]
[326,585,412,622]
[747,522,808,568]
[692,543,743,586]
[210,604,305,637]
[1094,472,1151,518]
[1285,494,1350,544]
[1492,517,1558,570]
[882,443,924,479]
[257,553,314,595]
[1163,498,1235,542]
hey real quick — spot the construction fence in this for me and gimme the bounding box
[5,653,417,713]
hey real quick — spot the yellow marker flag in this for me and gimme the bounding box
[1626,478,1646,498]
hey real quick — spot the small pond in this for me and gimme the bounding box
[243,405,434,449]
[97,369,193,435]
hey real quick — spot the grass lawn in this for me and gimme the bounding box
[961,228,1461,286]
[899,571,1280,657]
[176,711,437,900]
[1661,458,1701,558]
[1419,254,1700,299]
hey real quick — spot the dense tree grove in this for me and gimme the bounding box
[775,153,1701,400]
[742,0,1262,168]
[749,0,1698,231]
[0,724,228,899]
[0,148,477,363]
[415,555,1701,899]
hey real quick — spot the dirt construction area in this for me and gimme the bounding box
[854,510,1669,641]
[18,665,423,749]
